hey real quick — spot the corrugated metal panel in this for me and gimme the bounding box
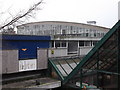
[37,49,48,69]
[1,50,19,74]
[6,50,19,73]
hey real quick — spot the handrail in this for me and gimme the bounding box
[48,59,64,80]
[63,20,120,84]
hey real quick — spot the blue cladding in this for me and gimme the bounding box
[1,34,51,59]
[1,34,50,40]
[19,41,49,59]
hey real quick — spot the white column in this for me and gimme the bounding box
[54,41,56,48]
[66,41,68,48]
[78,41,79,48]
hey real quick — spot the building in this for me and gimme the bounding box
[17,21,109,56]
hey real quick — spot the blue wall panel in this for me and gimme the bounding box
[1,34,50,59]
[18,40,49,59]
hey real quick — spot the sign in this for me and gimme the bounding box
[19,59,37,71]
[51,50,54,54]
[22,48,27,51]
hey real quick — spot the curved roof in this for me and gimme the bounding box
[17,21,109,30]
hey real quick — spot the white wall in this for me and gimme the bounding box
[78,46,93,55]
[48,48,67,57]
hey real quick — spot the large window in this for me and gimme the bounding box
[51,41,54,47]
[55,41,60,47]
[79,41,97,47]
[84,41,91,46]
[62,30,66,35]
[54,41,67,48]
[62,41,66,47]
[79,41,84,46]
[92,41,98,46]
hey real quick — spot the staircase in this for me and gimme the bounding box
[48,20,120,89]
[49,56,84,81]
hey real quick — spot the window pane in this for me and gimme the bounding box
[55,41,60,47]
[93,41,98,46]
[62,41,66,47]
[79,41,84,46]
[51,41,54,47]
[85,41,91,46]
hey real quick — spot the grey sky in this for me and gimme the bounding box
[0,0,120,28]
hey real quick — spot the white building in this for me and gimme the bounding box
[17,21,109,56]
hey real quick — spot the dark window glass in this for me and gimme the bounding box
[85,41,91,46]
[62,41,66,47]
[51,41,54,47]
[93,41,98,46]
[79,41,84,46]
[55,41,60,47]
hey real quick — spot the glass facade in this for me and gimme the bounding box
[17,22,108,38]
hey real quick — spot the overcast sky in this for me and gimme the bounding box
[0,0,120,28]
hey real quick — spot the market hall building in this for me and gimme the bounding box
[17,21,109,56]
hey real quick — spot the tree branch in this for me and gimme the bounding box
[0,0,43,30]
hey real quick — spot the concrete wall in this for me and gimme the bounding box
[78,47,93,55]
[37,49,48,69]
[1,50,19,74]
[48,48,67,57]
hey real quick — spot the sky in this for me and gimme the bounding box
[0,0,120,28]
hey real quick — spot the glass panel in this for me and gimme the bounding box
[84,41,91,46]
[61,41,66,47]
[79,41,84,46]
[51,41,54,47]
[55,41,60,47]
